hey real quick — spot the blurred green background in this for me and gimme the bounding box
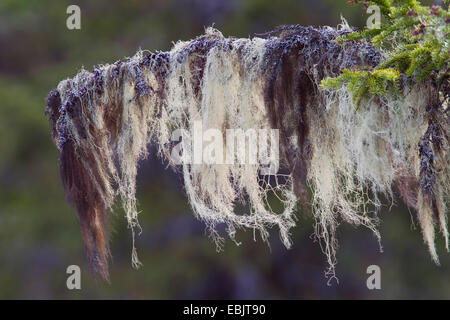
[0,0,448,299]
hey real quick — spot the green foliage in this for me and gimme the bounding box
[322,0,449,106]
[322,68,400,106]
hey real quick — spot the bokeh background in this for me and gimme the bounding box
[0,0,448,299]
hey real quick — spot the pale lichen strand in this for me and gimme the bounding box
[46,25,448,281]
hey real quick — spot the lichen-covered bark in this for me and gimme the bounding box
[45,25,448,281]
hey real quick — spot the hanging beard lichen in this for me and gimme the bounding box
[45,24,449,282]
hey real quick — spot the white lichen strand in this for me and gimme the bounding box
[46,26,449,280]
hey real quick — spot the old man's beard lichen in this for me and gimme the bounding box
[45,25,449,281]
